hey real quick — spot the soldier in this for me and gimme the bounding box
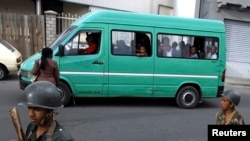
[216,89,245,125]
[18,81,74,141]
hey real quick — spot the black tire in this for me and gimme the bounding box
[58,81,72,106]
[176,86,200,109]
[0,65,7,80]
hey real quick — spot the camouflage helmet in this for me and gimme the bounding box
[18,81,64,109]
[222,89,240,106]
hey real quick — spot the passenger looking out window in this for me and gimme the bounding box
[182,43,191,58]
[190,46,198,58]
[136,45,148,56]
[206,46,217,59]
[172,41,181,57]
[162,37,172,57]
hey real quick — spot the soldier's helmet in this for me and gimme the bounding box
[222,89,240,106]
[18,81,64,109]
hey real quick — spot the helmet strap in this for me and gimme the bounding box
[39,110,53,126]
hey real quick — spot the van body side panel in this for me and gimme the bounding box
[18,10,226,108]
[218,34,226,86]
[153,58,220,97]
[108,25,154,96]
[59,25,107,97]
[153,28,224,98]
[59,54,105,96]
[108,56,154,96]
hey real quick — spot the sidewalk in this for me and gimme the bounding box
[225,77,250,88]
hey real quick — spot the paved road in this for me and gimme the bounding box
[1,72,250,141]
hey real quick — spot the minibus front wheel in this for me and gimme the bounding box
[58,81,72,106]
[176,86,200,109]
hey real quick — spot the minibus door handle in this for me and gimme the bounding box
[92,60,104,65]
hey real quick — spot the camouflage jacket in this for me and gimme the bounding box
[216,110,245,125]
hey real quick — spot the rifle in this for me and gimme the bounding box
[9,107,25,141]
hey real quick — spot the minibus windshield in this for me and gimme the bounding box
[49,26,77,50]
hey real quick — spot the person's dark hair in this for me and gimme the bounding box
[162,37,169,45]
[179,41,185,49]
[172,42,178,48]
[40,47,53,70]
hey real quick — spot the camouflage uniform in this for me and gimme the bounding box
[25,120,74,141]
[216,110,245,125]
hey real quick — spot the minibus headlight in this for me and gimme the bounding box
[19,70,33,78]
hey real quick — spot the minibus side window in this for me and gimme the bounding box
[111,30,152,57]
[157,33,219,60]
[64,30,101,56]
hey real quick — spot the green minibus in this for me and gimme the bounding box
[18,10,226,109]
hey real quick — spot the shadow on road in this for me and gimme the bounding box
[73,97,177,107]
[1,71,19,81]
[198,98,220,108]
[67,97,219,109]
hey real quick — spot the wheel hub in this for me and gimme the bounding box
[183,92,195,105]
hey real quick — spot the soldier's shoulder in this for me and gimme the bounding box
[54,122,74,141]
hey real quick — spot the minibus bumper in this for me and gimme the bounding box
[217,86,224,97]
[18,75,31,90]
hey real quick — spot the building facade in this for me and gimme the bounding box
[0,0,174,16]
[197,0,250,79]
[0,0,175,57]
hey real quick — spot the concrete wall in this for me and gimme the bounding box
[0,0,35,14]
[63,2,89,16]
[199,0,250,21]
[62,0,174,15]
[199,0,250,78]
[0,0,174,15]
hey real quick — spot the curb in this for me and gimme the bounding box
[225,77,250,87]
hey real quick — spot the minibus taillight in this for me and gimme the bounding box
[221,69,226,82]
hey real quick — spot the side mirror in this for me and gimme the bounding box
[58,44,64,56]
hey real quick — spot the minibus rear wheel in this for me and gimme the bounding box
[58,81,71,106]
[176,86,199,109]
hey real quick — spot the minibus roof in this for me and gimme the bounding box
[72,10,225,32]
